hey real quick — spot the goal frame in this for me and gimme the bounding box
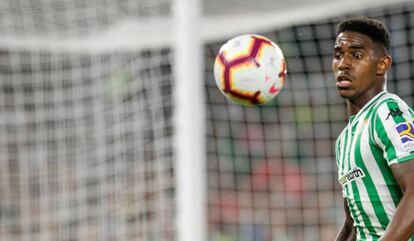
[173,1,207,241]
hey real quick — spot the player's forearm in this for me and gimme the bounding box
[379,190,414,241]
[335,220,356,241]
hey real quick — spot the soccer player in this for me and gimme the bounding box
[332,17,414,240]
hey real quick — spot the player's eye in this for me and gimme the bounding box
[353,52,363,59]
[333,52,342,60]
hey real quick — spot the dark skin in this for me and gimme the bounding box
[335,199,356,241]
[332,31,414,241]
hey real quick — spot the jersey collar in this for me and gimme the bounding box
[349,90,387,126]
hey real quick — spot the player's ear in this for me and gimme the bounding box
[377,55,392,75]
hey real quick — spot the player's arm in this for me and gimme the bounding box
[335,198,356,241]
[379,159,414,241]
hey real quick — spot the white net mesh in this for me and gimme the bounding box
[0,1,177,241]
[0,43,176,241]
[0,0,170,37]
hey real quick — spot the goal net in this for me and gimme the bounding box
[0,1,175,241]
[0,1,413,241]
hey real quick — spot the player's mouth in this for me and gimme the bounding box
[336,75,352,88]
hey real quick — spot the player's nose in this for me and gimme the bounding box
[338,55,351,70]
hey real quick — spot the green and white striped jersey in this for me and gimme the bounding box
[335,91,414,241]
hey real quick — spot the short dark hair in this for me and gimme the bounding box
[336,16,390,53]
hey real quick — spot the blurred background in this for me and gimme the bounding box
[0,0,414,241]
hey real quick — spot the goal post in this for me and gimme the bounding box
[173,1,207,241]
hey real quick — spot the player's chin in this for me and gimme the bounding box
[336,87,353,99]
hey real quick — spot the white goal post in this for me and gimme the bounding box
[173,1,207,241]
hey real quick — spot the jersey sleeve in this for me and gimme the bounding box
[372,99,414,166]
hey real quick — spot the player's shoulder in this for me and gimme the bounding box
[372,92,412,123]
[374,92,409,111]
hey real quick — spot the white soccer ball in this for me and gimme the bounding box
[214,34,286,106]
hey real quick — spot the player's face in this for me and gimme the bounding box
[332,31,383,102]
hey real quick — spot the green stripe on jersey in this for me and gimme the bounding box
[374,112,397,166]
[344,176,368,240]
[372,109,404,206]
[354,123,389,230]
[368,141,403,207]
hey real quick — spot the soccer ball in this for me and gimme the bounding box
[214,34,286,106]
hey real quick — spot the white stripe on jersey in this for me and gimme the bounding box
[347,197,371,241]
[348,110,383,236]
[360,131,396,220]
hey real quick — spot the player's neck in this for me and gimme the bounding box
[348,101,364,116]
[347,88,385,116]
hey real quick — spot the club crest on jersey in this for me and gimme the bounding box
[395,122,414,151]
[339,167,365,186]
